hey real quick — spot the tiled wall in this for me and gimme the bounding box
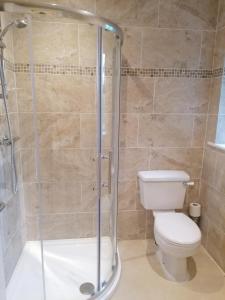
[200,0,225,272]
[112,0,217,240]
[0,13,25,284]
[11,0,219,242]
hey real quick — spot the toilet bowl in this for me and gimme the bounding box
[154,212,201,281]
[138,170,202,282]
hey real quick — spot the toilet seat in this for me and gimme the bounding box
[154,213,201,248]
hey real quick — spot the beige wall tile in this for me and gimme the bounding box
[40,213,94,239]
[96,0,159,26]
[118,211,146,240]
[121,77,154,113]
[205,115,218,143]
[81,182,97,212]
[39,149,96,182]
[200,182,225,232]
[217,0,225,29]
[23,183,39,216]
[213,27,225,68]
[142,29,201,68]
[150,148,203,179]
[119,148,149,181]
[118,181,137,211]
[4,70,16,91]
[80,114,96,148]
[5,91,18,114]
[200,31,216,69]
[104,77,113,113]
[21,149,36,182]
[40,214,74,240]
[25,216,39,240]
[40,182,81,214]
[146,211,154,239]
[154,78,210,113]
[138,114,193,147]
[122,27,142,67]
[120,114,138,147]
[159,0,218,30]
[9,114,20,151]
[192,115,207,147]
[208,77,223,115]
[78,24,97,67]
[199,209,209,247]
[80,113,111,148]
[202,147,217,185]
[17,74,96,113]
[35,74,96,113]
[16,74,33,113]
[20,112,81,149]
[93,211,112,236]
[14,21,79,64]
[18,113,35,148]
[38,113,80,149]
[206,222,225,271]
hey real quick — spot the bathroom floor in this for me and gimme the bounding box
[112,240,225,300]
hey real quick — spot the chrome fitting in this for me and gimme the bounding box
[183,181,195,187]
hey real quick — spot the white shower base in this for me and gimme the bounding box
[6,237,115,300]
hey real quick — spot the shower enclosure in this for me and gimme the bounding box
[0,1,122,299]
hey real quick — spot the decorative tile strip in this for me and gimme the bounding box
[6,61,224,79]
[212,67,224,78]
[14,64,98,76]
[121,68,212,78]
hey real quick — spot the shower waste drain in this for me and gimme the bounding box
[80,282,95,296]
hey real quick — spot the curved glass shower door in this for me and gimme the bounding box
[96,27,121,294]
[0,3,122,300]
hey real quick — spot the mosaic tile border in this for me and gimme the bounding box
[5,61,225,78]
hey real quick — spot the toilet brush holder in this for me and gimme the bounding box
[190,215,200,225]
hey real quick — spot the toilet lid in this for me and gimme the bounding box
[155,213,201,246]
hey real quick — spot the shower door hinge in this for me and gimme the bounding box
[0,136,12,146]
[0,202,6,212]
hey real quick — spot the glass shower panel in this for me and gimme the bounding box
[99,29,121,290]
[27,15,99,300]
[0,5,122,300]
[0,12,45,300]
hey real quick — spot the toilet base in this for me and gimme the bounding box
[157,249,190,282]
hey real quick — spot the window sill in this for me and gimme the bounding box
[207,142,225,153]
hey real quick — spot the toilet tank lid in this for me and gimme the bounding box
[138,170,190,182]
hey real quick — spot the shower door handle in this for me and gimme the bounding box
[108,151,112,194]
[101,151,112,194]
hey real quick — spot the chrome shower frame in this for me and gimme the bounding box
[0,1,123,299]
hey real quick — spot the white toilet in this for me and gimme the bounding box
[138,170,201,282]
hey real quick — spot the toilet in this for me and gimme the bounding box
[138,170,201,282]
